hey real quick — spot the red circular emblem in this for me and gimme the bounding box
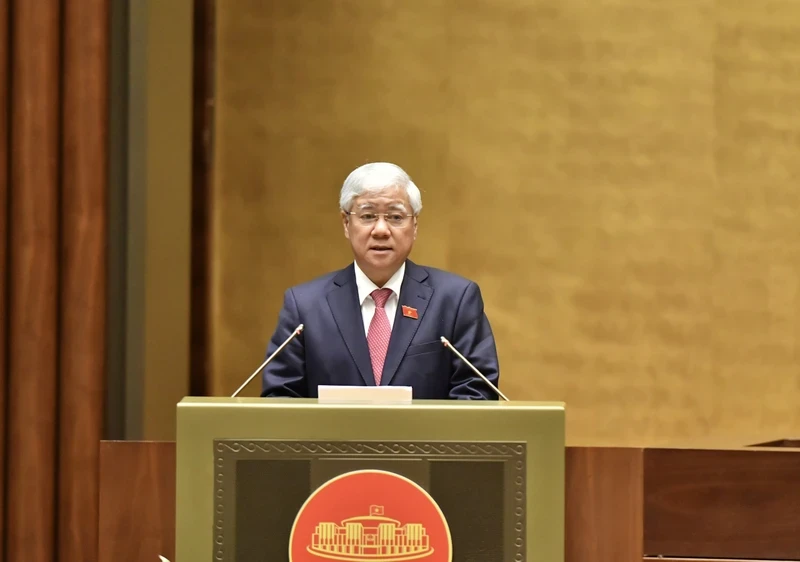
[289,469,452,562]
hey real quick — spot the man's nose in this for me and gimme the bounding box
[371,216,391,234]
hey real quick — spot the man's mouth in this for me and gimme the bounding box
[370,246,392,251]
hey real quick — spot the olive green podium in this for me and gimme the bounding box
[175,397,565,562]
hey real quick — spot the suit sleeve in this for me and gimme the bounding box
[260,288,308,397]
[448,282,501,400]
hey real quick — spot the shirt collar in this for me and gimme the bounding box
[354,261,406,306]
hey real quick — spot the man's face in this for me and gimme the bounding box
[342,186,418,286]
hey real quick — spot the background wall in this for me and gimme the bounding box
[209,0,800,446]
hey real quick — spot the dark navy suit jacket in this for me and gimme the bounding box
[260,260,500,399]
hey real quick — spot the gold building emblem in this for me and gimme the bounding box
[307,505,434,561]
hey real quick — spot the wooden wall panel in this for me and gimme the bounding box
[5,1,61,560]
[644,448,800,560]
[190,0,215,396]
[566,447,643,562]
[208,0,800,446]
[2,1,109,558]
[0,0,9,546]
[98,442,177,562]
[59,0,109,560]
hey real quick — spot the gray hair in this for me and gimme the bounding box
[339,162,423,215]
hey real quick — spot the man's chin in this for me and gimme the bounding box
[366,255,397,271]
[359,254,404,279]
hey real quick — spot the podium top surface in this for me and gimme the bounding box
[178,396,565,411]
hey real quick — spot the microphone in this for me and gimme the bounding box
[440,336,509,401]
[231,324,304,398]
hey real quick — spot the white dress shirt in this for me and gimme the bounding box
[353,261,405,336]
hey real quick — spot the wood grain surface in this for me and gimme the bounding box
[1,1,109,558]
[6,1,61,560]
[59,0,109,561]
[190,0,215,397]
[0,0,8,546]
[644,448,800,560]
[566,447,644,562]
[98,442,177,562]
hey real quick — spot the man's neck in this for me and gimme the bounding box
[353,261,406,303]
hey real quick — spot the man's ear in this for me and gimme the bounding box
[341,211,351,239]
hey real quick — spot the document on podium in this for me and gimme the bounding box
[317,385,412,404]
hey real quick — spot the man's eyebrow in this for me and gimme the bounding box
[356,202,408,210]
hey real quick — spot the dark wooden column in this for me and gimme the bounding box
[0,0,9,545]
[59,0,109,560]
[1,0,109,560]
[6,1,62,560]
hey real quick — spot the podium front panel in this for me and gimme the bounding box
[176,398,565,562]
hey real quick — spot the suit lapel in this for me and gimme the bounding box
[381,261,432,386]
[327,265,375,386]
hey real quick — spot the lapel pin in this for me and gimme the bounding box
[402,305,418,319]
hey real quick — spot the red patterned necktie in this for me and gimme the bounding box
[367,288,393,385]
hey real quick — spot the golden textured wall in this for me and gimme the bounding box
[210,0,800,446]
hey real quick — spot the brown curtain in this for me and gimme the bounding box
[0,0,108,561]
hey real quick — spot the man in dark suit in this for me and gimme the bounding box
[260,162,500,399]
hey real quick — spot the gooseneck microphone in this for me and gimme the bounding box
[440,336,509,401]
[231,324,304,398]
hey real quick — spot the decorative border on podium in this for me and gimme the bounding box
[213,440,527,562]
